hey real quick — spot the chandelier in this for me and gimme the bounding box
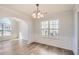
[32,4,47,19]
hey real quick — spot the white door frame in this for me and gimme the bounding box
[73,9,79,55]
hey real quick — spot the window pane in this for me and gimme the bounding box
[41,29,48,36]
[50,30,59,37]
[50,20,59,24]
[0,24,2,36]
[2,23,12,36]
[0,32,2,36]
[0,24,2,30]
[50,20,59,29]
[3,31,11,36]
[50,24,59,29]
[41,21,48,29]
[0,18,12,37]
[3,24,9,30]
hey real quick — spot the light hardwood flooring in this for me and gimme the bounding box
[0,40,74,55]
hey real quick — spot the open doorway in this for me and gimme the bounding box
[0,17,28,43]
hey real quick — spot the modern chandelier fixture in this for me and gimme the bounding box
[32,4,47,19]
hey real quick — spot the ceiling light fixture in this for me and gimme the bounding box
[32,4,47,19]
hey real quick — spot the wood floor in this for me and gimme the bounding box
[0,40,74,55]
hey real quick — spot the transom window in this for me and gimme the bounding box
[41,20,59,37]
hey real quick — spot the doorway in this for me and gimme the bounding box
[0,17,28,42]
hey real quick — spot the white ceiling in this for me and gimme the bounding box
[0,4,74,16]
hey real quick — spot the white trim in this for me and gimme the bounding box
[73,9,79,55]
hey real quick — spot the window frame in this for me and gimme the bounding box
[0,23,12,36]
[40,21,49,37]
[40,20,59,38]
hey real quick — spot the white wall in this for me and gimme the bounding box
[19,20,29,41]
[11,19,19,39]
[33,11,74,50]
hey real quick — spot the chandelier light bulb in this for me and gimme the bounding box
[32,13,36,16]
[37,12,41,16]
[32,13,36,18]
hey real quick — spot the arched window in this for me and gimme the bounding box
[0,18,12,36]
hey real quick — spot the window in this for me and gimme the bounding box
[3,23,12,36]
[0,18,12,36]
[49,20,59,37]
[41,20,59,37]
[41,21,48,37]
